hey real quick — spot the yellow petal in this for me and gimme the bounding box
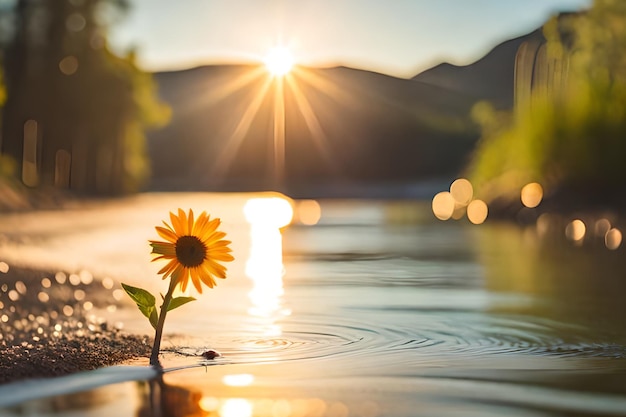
[187,209,195,237]
[208,249,232,257]
[204,231,227,246]
[162,220,175,233]
[208,241,231,249]
[212,252,234,262]
[171,264,185,287]
[193,212,208,235]
[199,266,216,288]
[170,211,183,235]
[207,260,227,278]
[152,209,232,287]
[158,259,178,276]
[190,269,203,293]
[205,218,221,235]
[208,242,232,251]
[155,226,179,243]
[177,208,188,235]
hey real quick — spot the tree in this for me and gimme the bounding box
[0,0,169,194]
[468,0,626,206]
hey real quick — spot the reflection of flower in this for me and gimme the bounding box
[150,209,234,293]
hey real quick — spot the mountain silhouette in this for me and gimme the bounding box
[147,28,545,195]
[413,29,544,109]
[148,65,478,195]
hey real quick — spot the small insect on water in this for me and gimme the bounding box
[202,349,221,360]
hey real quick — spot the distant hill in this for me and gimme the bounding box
[413,29,544,109]
[147,65,479,194]
[145,25,557,195]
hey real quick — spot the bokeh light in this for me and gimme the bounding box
[450,178,473,205]
[467,200,488,225]
[594,218,611,237]
[520,182,543,208]
[199,397,220,412]
[102,277,114,289]
[296,199,322,225]
[432,191,455,221]
[55,272,67,284]
[565,219,586,242]
[62,305,74,317]
[79,270,93,285]
[219,398,253,417]
[196,396,360,417]
[451,204,466,220]
[59,55,78,75]
[69,274,81,286]
[605,228,622,250]
[65,12,86,32]
[222,374,254,387]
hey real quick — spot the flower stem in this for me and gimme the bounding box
[150,279,177,367]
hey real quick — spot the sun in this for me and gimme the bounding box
[264,46,294,77]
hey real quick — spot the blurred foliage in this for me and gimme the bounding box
[0,154,15,178]
[468,0,626,204]
[0,0,169,195]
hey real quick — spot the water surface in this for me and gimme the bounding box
[1,193,626,417]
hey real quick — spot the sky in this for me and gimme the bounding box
[110,0,593,79]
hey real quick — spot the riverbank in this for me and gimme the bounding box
[0,266,151,384]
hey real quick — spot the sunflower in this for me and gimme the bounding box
[150,209,234,293]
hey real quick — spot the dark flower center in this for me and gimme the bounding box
[175,235,207,267]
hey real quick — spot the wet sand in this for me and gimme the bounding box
[0,266,152,384]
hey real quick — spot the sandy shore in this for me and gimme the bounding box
[0,266,152,384]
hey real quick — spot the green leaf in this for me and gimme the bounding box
[122,283,156,308]
[122,283,158,328]
[167,296,196,312]
[149,308,159,330]
[136,302,158,328]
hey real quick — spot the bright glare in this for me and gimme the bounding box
[223,374,255,387]
[243,197,293,228]
[264,46,294,76]
[220,398,253,417]
[244,195,291,334]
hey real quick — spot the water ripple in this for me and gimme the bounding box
[169,309,626,368]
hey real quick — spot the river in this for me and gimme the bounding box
[1,192,625,417]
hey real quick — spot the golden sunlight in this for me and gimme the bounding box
[219,398,253,417]
[222,374,255,387]
[243,196,294,228]
[264,46,294,77]
[243,196,294,336]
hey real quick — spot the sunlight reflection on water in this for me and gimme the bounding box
[244,196,293,336]
[3,193,626,416]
